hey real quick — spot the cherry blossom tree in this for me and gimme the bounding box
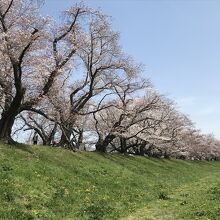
[0,0,116,143]
[0,0,219,161]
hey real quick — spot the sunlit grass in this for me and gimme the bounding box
[0,143,220,219]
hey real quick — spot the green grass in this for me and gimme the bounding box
[0,143,220,220]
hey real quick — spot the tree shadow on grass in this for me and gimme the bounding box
[8,143,35,155]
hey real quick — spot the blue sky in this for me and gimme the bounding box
[42,0,220,138]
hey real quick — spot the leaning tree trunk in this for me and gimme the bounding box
[0,89,25,143]
[0,112,16,142]
[95,134,116,153]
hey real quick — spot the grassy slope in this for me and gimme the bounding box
[0,143,220,220]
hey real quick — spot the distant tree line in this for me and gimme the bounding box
[0,0,219,160]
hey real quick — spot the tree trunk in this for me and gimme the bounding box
[0,89,24,143]
[0,112,16,142]
[48,123,58,146]
[59,132,69,146]
[95,142,106,153]
[58,129,75,151]
[145,144,154,157]
[75,130,84,150]
[120,137,127,153]
[139,141,147,156]
[95,134,116,153]
[140,145,145,156]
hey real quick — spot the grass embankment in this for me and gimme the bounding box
[0,143,220,220]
